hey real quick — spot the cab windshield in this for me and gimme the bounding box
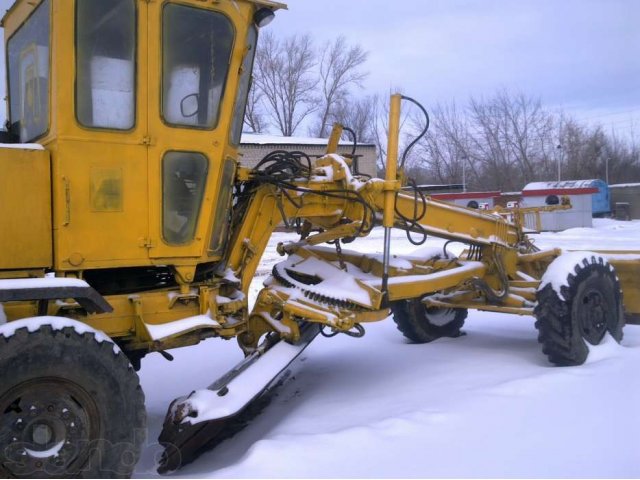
[162,5,234,129]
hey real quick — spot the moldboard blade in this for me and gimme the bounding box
[157,324,319,473]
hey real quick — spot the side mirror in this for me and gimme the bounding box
[180,93,200,118]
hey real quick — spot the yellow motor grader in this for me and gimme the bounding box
[0,0,639,477]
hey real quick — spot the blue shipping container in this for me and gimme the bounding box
[589,179,610,216]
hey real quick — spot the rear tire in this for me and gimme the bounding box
[0,321,146,478]
[534,254,624,366]
[391,299,467,343]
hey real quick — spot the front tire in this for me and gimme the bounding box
[534,254,624,366]
[0,320,146,478]
[391,299,467,343]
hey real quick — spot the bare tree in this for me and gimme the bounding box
[331,95,378,143]
[310,36,368,138]
[465,91,558,190]
[244,82,266,133]
[400,89,640,190]
[559,120,608,180]
[410,101,475,187]
[369,91,416,174]
[253,32,318,136]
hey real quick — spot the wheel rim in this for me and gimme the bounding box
[576,287,609,345]
[0,378,100,477]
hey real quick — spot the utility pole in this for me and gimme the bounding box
[606,157,610,184]
[462,155,468,192]
[556,144,563,182]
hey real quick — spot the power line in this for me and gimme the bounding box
[574,108,640,122]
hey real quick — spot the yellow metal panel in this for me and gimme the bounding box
[51,141,150,270]
[607,259,640,316]
[385,262,487,301]
[0,147,52,270]
[1,0,43,36]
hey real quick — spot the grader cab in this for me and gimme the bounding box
[0,0,259,284]
[0,0,639,477]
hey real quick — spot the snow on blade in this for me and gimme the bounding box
[176,339,312,424]
[0,305,6,325]
[0,317,121,354]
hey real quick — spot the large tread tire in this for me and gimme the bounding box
[0,322,146,478]
[534,254,624,366]
[391,299,468,343]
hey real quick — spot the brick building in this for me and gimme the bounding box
[239,133,378,178]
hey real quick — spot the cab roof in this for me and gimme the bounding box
[2,0,287,27]
[244,0,288,10]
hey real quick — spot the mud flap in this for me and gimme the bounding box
[157,324,319,473]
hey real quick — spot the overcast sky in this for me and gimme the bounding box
[273,0,640,137]
[0,0,637,137]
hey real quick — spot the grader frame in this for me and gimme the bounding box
[0,0,638,476]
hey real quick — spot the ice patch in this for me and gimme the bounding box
[0,317,120,354]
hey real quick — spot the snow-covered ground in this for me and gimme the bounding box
[134,219,640,478]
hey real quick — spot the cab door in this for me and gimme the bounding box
[52,0,151,271]
[145,1,238,261]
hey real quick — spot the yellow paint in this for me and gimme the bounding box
[608,259,640,316]
[2,0,639,360]
[0,147,51,269]
[383,94,402,228]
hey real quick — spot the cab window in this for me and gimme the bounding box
[7,0,51,142]
[162,152,209,245]
[76,0,136,130]
[230,27,258,145]
[162,4,234,128]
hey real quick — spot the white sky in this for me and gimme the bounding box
[0,0,637,138]
[274,0,640,138]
